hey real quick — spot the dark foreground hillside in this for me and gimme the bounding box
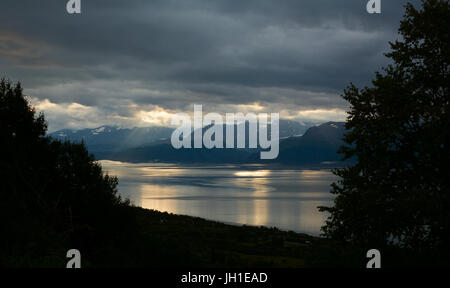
[69,206,360,268]
[62,206,438,268]
[83,207,318,268]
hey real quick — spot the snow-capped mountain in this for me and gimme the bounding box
[48,120,318,157]
[48,126,174,153]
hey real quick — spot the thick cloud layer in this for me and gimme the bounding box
[0,0,420,131]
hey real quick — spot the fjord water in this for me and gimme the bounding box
[101,160,338,235]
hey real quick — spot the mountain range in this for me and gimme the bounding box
[49,126,174,154]
[49,120,314,153]
[49,120,347,166]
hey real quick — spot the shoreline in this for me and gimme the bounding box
[99,159,343,171]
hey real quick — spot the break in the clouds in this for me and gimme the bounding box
[0,0,420,131]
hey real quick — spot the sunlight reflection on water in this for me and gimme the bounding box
[100,160,337,235]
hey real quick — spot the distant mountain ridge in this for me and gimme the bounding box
[271,122,346,165]
[98,122,347,166]
[48,119,315,154]
[49,126,174,153]
[49,121,346,166]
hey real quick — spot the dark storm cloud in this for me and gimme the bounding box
[0,0,421,129]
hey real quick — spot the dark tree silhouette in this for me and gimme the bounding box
[320,0,449,265]
[0,78,211,268]
[0,78,134,266]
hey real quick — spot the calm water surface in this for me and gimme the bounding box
[100,160,338,235]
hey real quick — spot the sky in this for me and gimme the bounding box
[1,0,420,132]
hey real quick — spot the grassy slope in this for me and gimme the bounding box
[129,207,331,268]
